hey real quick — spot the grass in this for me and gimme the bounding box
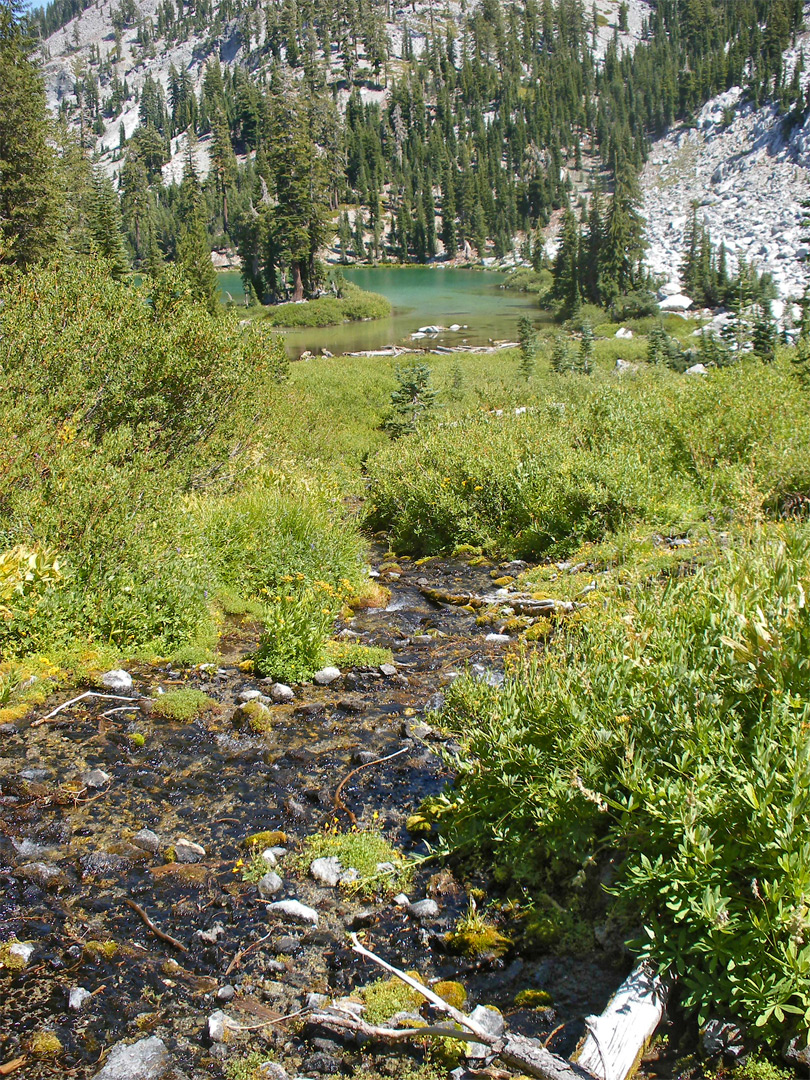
[298,828,412,897]
[150,689,218,721]
[264,284,392,327]
[322,640,393,668]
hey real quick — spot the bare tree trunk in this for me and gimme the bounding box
[291,260,304,301]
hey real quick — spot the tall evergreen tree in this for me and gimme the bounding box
[177,142,218,312]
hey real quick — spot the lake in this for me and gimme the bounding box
[217,265,539,358]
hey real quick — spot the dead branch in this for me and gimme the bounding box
[334,746,410,824]
[346,935,595,1080]
[123,898,187,953]
[32,691,138,728]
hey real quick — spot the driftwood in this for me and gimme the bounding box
[573,963,671,1080]
[333,746,410,824]
[31,691,138,728]
[309,935,595,1080]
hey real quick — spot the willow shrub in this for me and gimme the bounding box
[435,528,810,1042]
[0,258,363,660]
[365,360,810,557]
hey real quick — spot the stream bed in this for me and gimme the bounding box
[0,552,638,1079]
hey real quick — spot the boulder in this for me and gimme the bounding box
[91,1036,171,1079]
[268,683,295,703]
[313,667,341,686]
[659,294,693,311]
[685,363,709,375]
[100,669,133,693]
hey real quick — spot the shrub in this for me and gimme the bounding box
[435,528,810,1042]
[264,284,391,327]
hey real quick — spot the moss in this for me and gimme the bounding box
[151,688,218,722]
[363,975,425,1023]
[501,616,529,633]
[523,617,553,642]
[236,698,274,733]
[491,575,514,587]
[434,980,467,1010]
[446,906,512,958]
[322,641,394,669]
[468,556,491,567]
[84,940,118,961]
[164,846,177,863]
[225,1052,279,1080]
[243,830,287,849]
[128,731,146,747]
[29,1031,63,1059]
[346,582,391,610]
[299,828,411,898]
[452,544,483,557]
[405,813,432,834]
[0,939,31,973]
[514,989,554,1008]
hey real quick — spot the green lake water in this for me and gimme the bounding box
[217,265,539,358]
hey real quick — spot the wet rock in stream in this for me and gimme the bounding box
[0,550,625,1080]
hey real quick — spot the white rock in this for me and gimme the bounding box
[258,871,283,898]
[238,689,263,702]
[173,838,206,863]
[310,856,342,887]
[256,1063,290,1080]
[393,893,410,907]
[8,942,34,966]
[331,997,366,1018]
[100,669,133,692]
[485,633,510,643]
[267,899,319,926]
[132,828,161,854]
[69,986,93,1011]
[657,281,682,298]
[614,327,634,339]
[379,664,397,676]
[615,358,637,373]
[269,683,294,703]
[208,1009,240,1043]
[83,768,112,789]
[449,324,461,332]
[685,363,709,375]
[306,992,330,1009]
[407,898,439,920]
[466,1005,505,1060]
[418,325,446,333]
[338,868,361,885]
[92,1036,170,1079]
[659,294,693,311]
[313,666,341,686]
[410,331,427,339]
[260,848,278,868]
[195,922,226,944]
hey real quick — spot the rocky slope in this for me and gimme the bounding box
[641,4,810,301]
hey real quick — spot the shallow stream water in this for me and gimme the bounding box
[0,551,631,1079]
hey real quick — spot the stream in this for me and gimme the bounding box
[0,551,632,1079]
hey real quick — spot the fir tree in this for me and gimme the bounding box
[517,315,538,379]
[383,362,438,437]
[177,142,218,312]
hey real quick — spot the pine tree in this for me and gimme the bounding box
[577,320,594,374]
[552,208,581,312]
[177,142,218,312]
[383,363,438,437]
[89,168,129,276]
[517,315,538,379]
[0,0,60,265]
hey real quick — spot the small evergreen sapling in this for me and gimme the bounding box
[383,362,438,438]
[517,315,538,379]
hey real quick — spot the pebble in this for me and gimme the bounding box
[83,768,112,788]
[173,839,206,864]
[313,666,341,686]
[267,899,319,926]
[269,682,295,703]
[346,908,375,930]
[310,856,342,887]
[215,984,236,1003]
[19,767,49,781]
[260,848,278,868]
[91,1035,169,1079]
[485,633,511,643]
[275,935,299,954]
[100,669,133,693]
[8,941,35,966]
[69,986,93,1011]
[465,1005,504,1060]
[238,689,263,702]
[258,871,284,898]
[132,828,161,854]
[256,1065,290,1080]
[195,923,226,945]
[407,898,439,921]
[379,664,397,676]
[15,861,67,890]
[208,1009,240,1043]
[306,992,330,1010]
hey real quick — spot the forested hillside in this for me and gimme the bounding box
[32,0,807,304]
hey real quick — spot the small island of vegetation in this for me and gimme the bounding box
[264,278,392,328]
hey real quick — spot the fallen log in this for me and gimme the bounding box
[573,962,671,1080]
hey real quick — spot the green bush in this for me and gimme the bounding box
[264,284,391,327]
[434,528,810,1042]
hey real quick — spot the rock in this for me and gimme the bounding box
[216,985,236,1003]
[379,663,397,677]
[685,362,709,375]
[614,327,634,339]
[339,868,361,886]
[258,871,284,898]
[346,908,376,930]
[485,633,510,643]
[7,941,35,967]
[310,856,342,887]
[238,689,263,702]
[233,699,273,730]
[275,935,299,954]
[701,1019,745,1059]
[132,828,161,854]
[783,1034,810,1068]
[465,1005,505,1061]
[173,838,206,864]
[69,986,93,1011]
[195,923,226,945]
[269,683,295,703]
[659,293,693,311]
[208,1010,240,1043]
[83,768,112,789]
[304,1052,341,1074]
[267,899,319,926]
[407,898,439,921]
[393,893,410,907]
[15,861,67,891]
[449,324,461,332]
[313,667,341,686]
[256,1064,290,1080]
[92,1036,170,1079]
[418,325,446,334]
[331,997,366,1018]
[19,767,49,781]
[306,992,330,1010]
[259,848,278,869]
[100,669,133,693]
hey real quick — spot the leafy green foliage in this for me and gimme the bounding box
[150,689,218,721]
[264,284,391,327]
[436,528,810,1041]
[299,828,412,898]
